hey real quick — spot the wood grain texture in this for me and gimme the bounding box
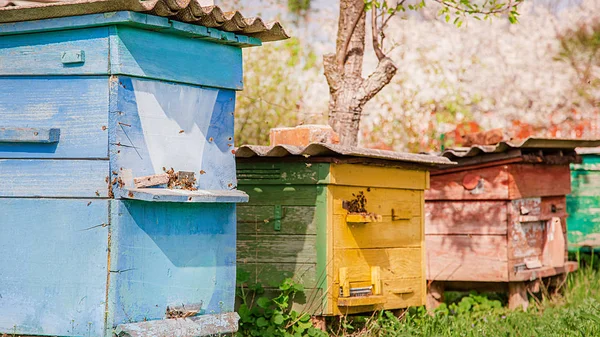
[425,201,508,235]
[237,262,318,288]
[237,234,317,264]
[240,185,319,206]
[426,235,508,282]
[570,169,600,197]
[330,163,428,190]
[333,248,422,282]
[426,165,510,200]
[331,186,422,216]
[237,205,317,235]
[333,215,422,249]
[111,26,243,89]
[0,27,109,75]
[0,76,109,159]
[115,312,240,337]
[0,199,109,337]
[0,127,60,143]
[508,164,571,199]
[0,159,109,197]
[107,200,237,327]
[237,162,329,185]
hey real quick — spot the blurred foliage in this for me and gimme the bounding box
[288,0,311,15]
[557,19,600,107]
[235,38,325,146]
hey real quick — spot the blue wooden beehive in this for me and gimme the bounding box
[0,2,287,336]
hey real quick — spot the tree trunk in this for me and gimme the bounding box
[324,0,398,147]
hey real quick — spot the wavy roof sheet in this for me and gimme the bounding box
[442,138,600,160]
[236,143,454,167]
[0,0,289,42]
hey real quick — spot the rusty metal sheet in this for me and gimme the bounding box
[236,143,455,167]
[443,138,600,159]
[0,0,289,42]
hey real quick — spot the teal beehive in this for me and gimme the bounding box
[0,2,288,336]
[568,148,600,251]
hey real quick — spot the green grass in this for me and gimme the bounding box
[330,261,600,337]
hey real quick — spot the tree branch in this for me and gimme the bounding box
[371,5,385,61]
[337,2,365,69]
[433,0,518,15]
[357,57,398,105]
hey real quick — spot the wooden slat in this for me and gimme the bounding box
[237,234,317,264]
[570,170,600,197]
[237,205,317,235]
[426,165,510,201]
[333,215,422,249]
[111,26,243,90]
[331,185,422,216]
[237,162,328,185]
[237,262,318,289]
[0,199,109,337]
[425,201,508,235]
[333,248,422,283]
[0,27,109,76]
[509,196,567,222]
[0,159,109,198]
[330,163,428,190]
[426,235,508,282]
[115,312,240,337]
[0,77,109,159]
[507,221,545,260]
[567,195,600,249]
[509,261,578,281]
[508,164,571,199]
[0,127,60,143]
[240,185,318,206]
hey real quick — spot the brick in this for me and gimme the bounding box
[270,125,340,147]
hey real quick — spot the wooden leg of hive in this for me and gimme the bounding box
[311,315,327,332]
[426,281,445,312]
[508,282,529,311]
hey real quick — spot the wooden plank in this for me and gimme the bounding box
[111,26,243,90]
[331,186,422,216]
[237,234,317,264]
[426,165,510,201]
[330,163,428,190]
[134,173,169,188]
[0,27,109,75]
[120,188,248,203]
[111,77,237,191]
[0,159,109,198]
[0,127,60,143]
[542,217,566,268]
[107,200,237,326]
[332,278,424,315]
[425,201,508,235]
[333,248,423,283]
[570,170,600,197]
[0,76,108,159]
[0,199,108,337]
[509,196,567,222]
[510,261,578,281]
[237,162,329,185]
[115,312,240,337]
[567,195,600,249]
[237,262,318,289]
[239,185,319,206]
[508,164,571,199]
[237,205,317,235]
[333,215,422,249]
[426,235,508,282]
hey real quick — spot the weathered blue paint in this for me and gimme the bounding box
[0,127,60,143]
[0,159,109,198]
[0,11,261,47]
[110,26,244,90]
[111,77,237,191]
[0,13,246,337]
[0,27,110,75]
[107,200,237,326]
[0,199,109,337]
[0,76,109,159]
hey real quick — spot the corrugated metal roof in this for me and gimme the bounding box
[442,138,600,160]
[0,0,289,42]
[236,143,455,167]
